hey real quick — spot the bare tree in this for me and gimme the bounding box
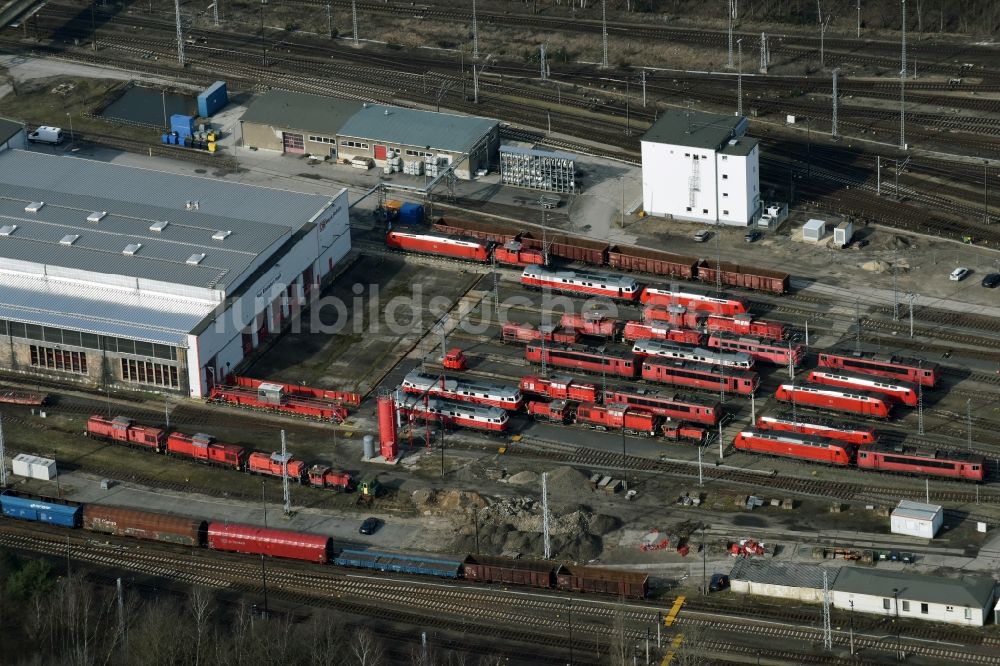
[189,587,214,666]
[609,594,629,666]
[351,626,386,666]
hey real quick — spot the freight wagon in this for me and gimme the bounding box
[432,217,520,243]
[207,522,333,563]
[0,491,81,527]
[0,388,48,406]
[696,260,790,294]
[208,377,356,422]
[520,233,609,265]
[463,554,554,588]
[555,564,648,600]
[335,549,464,578]
[82,505,206,547]
[607,245,698,280]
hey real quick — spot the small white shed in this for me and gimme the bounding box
[891,500,942,539]
[12,453,58,481]
[834,221,854,247]
[802,218,827,242]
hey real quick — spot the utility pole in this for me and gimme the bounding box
[641,69,647,106]
[849,600,856,655]
[759,33,768,73]
[985,161,990,224]
[967,399,973,450]
[900,0,907,149]
[822,570,832,650]
[892,249,899,321]
[621,425,628,492]
[697,444,703,486]
[174,0,185,66]
[352,0,359,46]
[917,360,924,435]
[908,293,916,337]
[472,0,479,60]
[877,155,881,195]
[601,0,609,68]
[0,414,6,487]
[857,0,861,37]
[831,68,839,138]
[820,15,830,68]
[260,1,267,66]
[540,43,547,80]
[280,430,291,516]
[212,0,219,26]
[854,298,861,354]
[736,39,743,116]
[117,578,126,660]
[542,472,551,558]
[727,0,734,69]
[327,3,333,39]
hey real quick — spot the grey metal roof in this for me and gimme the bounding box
[0,150,333,291]
[339,104,497,154]
[500,145,576,161]
[641,109,746,150]
[720,136,758,157]
[241,90,363,136]
[893,500,942,521]
[833,567,996,608]
[0,118,23,145]
[0,272,214,346]
[730,558,836,589]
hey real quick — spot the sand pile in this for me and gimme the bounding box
[411,488,486,516]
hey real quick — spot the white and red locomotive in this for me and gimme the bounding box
[707,333,803,367]
[525,344,639,379]
[641,359,759,396]
[632,339,754,369]
[622,320,705,346]
[817,350,939,388]
[401,370,522,410]
[400,397,509,433]
[806,369,918,407]
[638,287,747,315]
[756,413,877,446]
[521,265,639,301]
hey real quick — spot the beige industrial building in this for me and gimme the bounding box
[240,90,500,179]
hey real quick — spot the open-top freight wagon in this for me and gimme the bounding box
[208,376,360,422]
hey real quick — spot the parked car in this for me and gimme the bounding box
[709,573,730,592]
[359,517,381,535]
[950,267,971,281]
[693,230,711,243]
[744,230,762,243]
[981,273,1000,288]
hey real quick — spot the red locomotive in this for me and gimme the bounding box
[575,402,660,437]
[208,377,357,423]
[706,314,785,340]
[307,465,353,491]
[622,320,705,346]
[561,312,622,339]
[641,360,759,396]
[501,322,578,345]
[386,230,491,262]
[643,305,705,329]
[526,399,574,424]
[525,344,639,379]
[632,339,754,369]
[400,397,509,433]
[492,240,546,266]
[856,446,985,482]
[661,422,706,444]
[639,287,747,315]
[521,265,639,301]
[247,451,307,481]
[774,384,892,419]
[401,370,522,410]
[86,415,165,451]
[756,413,877,446]
[817,350,938,388]
[602,388,721,426]
[520,375,599,403]
[733,430,854,466]
[165,432,246,470]
[707,333,803,367]
[806,370,918,407]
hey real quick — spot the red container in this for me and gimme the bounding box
[462,554,554,588]
[82,505,206,547]
[432,217,519,243]
[165,432,246,469]
[607,245,698,280]
[385,230,490,262]
[247,451,307,479]
[206,522,332,563]
[555,564,648,599]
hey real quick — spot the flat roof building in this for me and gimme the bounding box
[0,150,351,398]
[240,90,500,179]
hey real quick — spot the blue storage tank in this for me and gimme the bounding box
[170,114,195,139]
[197,81,228,117]
[0,492,81,528]
[398,203,424,225]
[334,549,462,578]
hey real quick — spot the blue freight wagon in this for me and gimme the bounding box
[0,491,81,528]
[398,203,424,225]
[335,549,462,578]
[197,81,228,117]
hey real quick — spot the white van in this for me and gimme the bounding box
[28,126,64,145]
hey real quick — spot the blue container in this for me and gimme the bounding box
[398,203,424,225]
[161,133,170,144]
[334,548,462,578]
[197,81,228,117]
[0,492,81,528]
[170,114,195,139]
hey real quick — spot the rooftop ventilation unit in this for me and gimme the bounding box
[212,230,231,241]
[122,243,142,256]
[185,200,200,210]
[186,253,206,265]
[24,202,44,213]
[149,220,170,232]
[87,211,107,223]
[0,224,17,236]
[60,234,80,246]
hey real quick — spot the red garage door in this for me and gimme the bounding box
[282,132,304,154]
[374,144,387,160]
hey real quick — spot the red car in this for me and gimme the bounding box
[733,430,854,466]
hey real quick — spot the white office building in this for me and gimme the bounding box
[641,110,760,226]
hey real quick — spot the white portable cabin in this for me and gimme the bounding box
[834,221,854,247]
[891,500,943,539]
[12,453,58,481]
[802,218,827,242]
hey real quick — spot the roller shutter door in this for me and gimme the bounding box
[282,132,304,154]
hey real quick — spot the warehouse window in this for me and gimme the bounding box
[686,207,692,212]
[120,359,179,389]
[308,135,335,144]
[702,209,708,214]
[722,155,728,161]
[340,140,369,149]
[723,192,729,197]
[722,174,729,179]
[965,608,972,620]
[30,345,87,374]
[405,149,434,158]
[920,603,928,614]
[723,210,729,216]
[902,601,910,612]
[883,599,891,610]
[946,606,954,612]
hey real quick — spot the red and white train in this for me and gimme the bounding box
[520,375,599,403]
[733,430,854,466]
[774,383,892,419]
[632,339,754,369]
[640,360,759,396]
[638,287,747,316]
[856,446,984,482]
[622,320,705,346]
[521,265,639,301]
[806,369,918,407]
[525,344,639,379]
[706,314,785,340]
[756,413,877,446]
[501,322,579,346]
[817,350,939,388]
[707,333,803,367]
[386,231,544,266]
[401,370,522,410]
[399,397,509,433]
[602,388,721,426]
